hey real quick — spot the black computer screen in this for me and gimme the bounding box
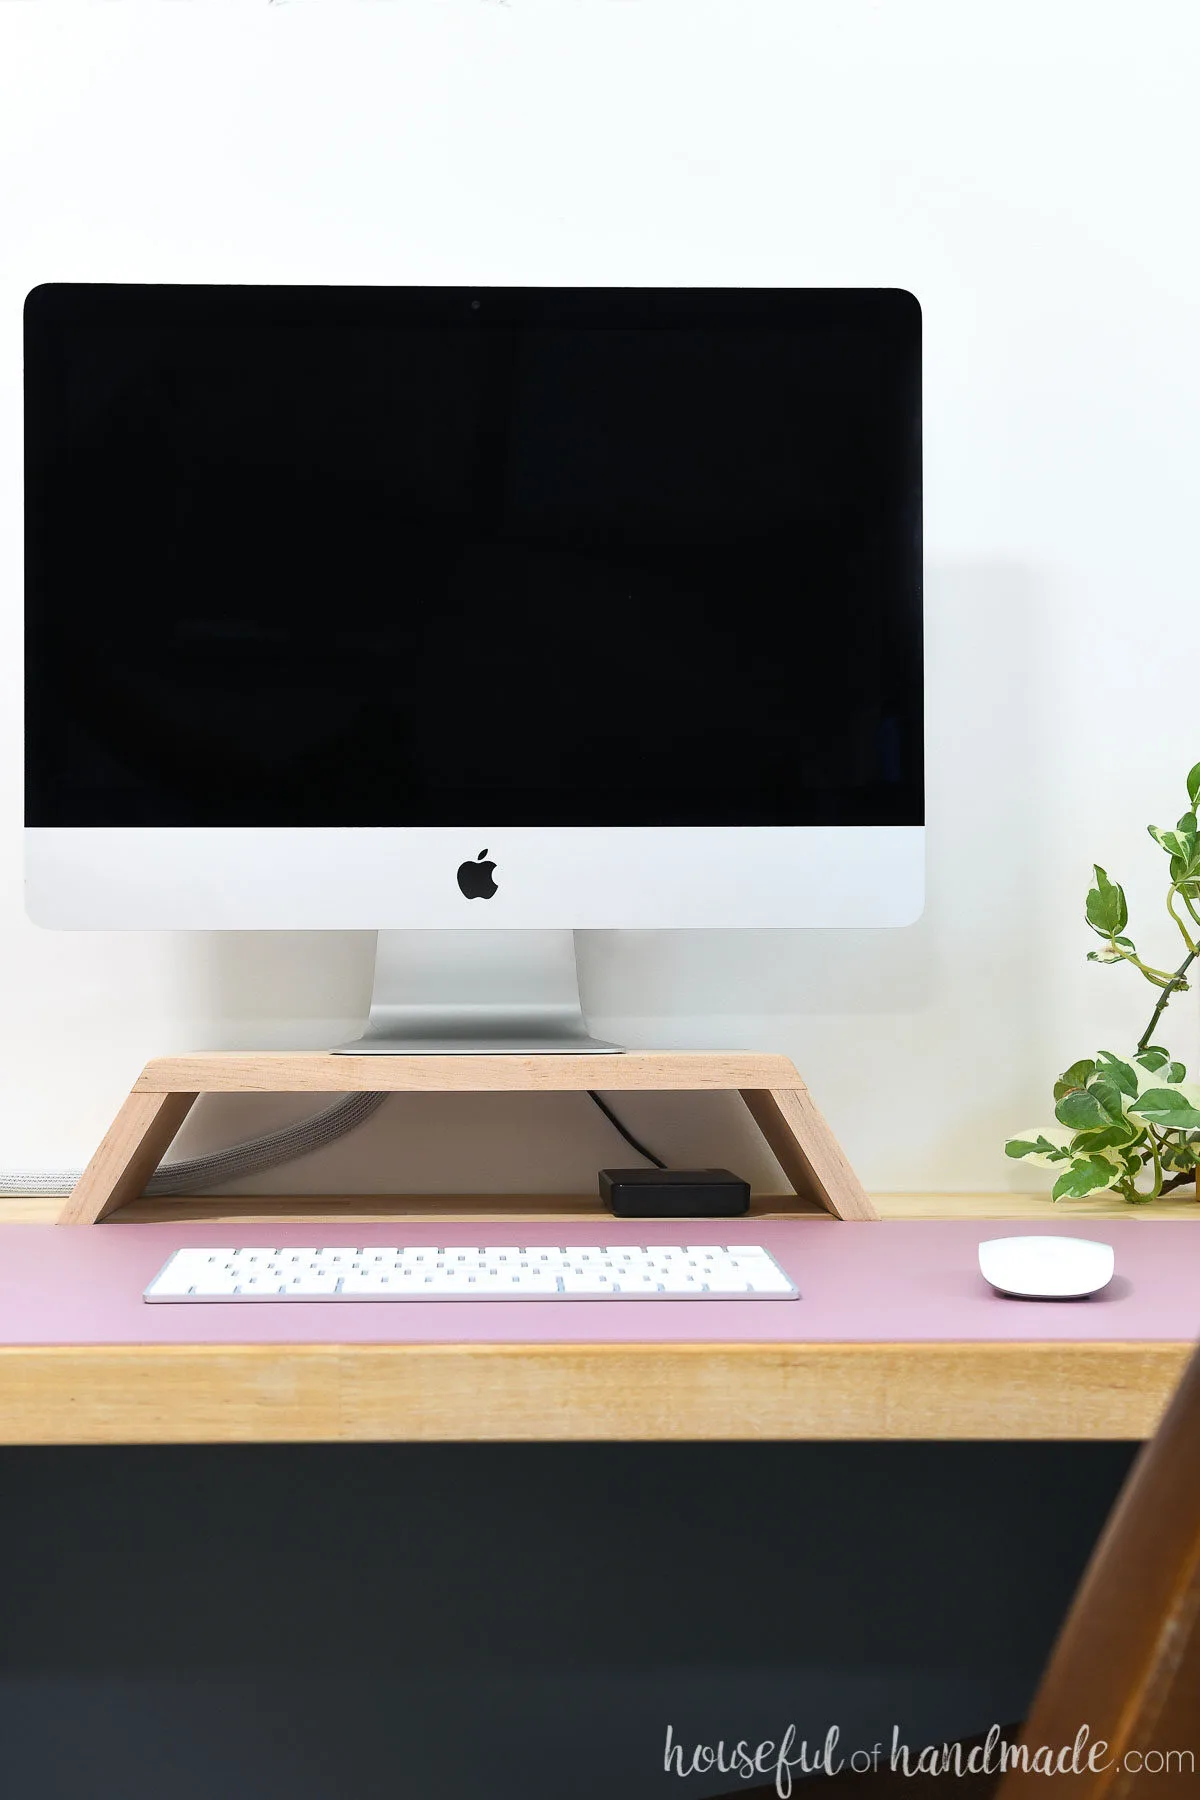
[24,285,922,828]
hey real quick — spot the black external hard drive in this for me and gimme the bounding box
[599,1168,751,1219]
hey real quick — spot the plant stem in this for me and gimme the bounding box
[1109,939,1177,985]
[1147,1133,1164,1200]
[1167,887,1199,954]
[1136,946,1198,1052]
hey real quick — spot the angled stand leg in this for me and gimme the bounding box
[58,1090,199,1225]
[741,1086,878,1221]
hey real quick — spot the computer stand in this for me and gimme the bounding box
[56,1052,878,1223]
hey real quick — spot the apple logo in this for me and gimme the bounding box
[457,848,498,900]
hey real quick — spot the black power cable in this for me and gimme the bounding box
[587,1090,667,1169]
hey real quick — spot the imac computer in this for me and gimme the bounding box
[24,284,923,1053]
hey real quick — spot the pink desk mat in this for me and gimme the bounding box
[0,1219,1197,1347]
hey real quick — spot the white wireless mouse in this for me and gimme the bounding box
[978,1235,1115,1300]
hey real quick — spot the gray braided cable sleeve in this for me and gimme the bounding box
[0,1092,389,1198]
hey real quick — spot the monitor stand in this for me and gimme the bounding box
[332,930,623,1055]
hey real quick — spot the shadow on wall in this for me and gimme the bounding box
[162,1086,790,1198]
[161,563,1048,1194]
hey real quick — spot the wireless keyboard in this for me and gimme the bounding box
[143,1244,798,1303]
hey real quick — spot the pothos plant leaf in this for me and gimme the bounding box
[1054,1086,1116,1132]
[1088,1073,1129,1122]
[1129,1088,1200,1131]
[1153,823,1200,897]
[1053,1058,1096,1101]
[1069,1121,1139,1153]
[1052,1156,1122,1201]
[1004,1132,1071,1166]
[1095,1051,1139,1097]
[1149,823,1197,862]
[1084,866,1128,937]
[1007,758,1200,1203]
[1054,1069,1129,1133]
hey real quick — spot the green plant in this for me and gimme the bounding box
[1005,759,1200,1203]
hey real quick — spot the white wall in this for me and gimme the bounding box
[1,0,1198,1194]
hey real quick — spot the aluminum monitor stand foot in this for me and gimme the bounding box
[333,930,624,1055]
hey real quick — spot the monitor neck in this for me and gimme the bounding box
[333,930,622,1055]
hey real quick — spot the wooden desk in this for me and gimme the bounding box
[0,1202,1195,1445]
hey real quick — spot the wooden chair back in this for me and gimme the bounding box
[998,1336,1200,1796]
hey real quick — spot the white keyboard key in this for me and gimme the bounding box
[190,1273,242,1296]
[733,1260,794,1291]
[285,1272,341,1295]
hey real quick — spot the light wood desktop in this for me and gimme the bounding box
[0,1195,1194,1448]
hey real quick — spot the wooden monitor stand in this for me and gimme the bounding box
[57,1051,877,1224]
